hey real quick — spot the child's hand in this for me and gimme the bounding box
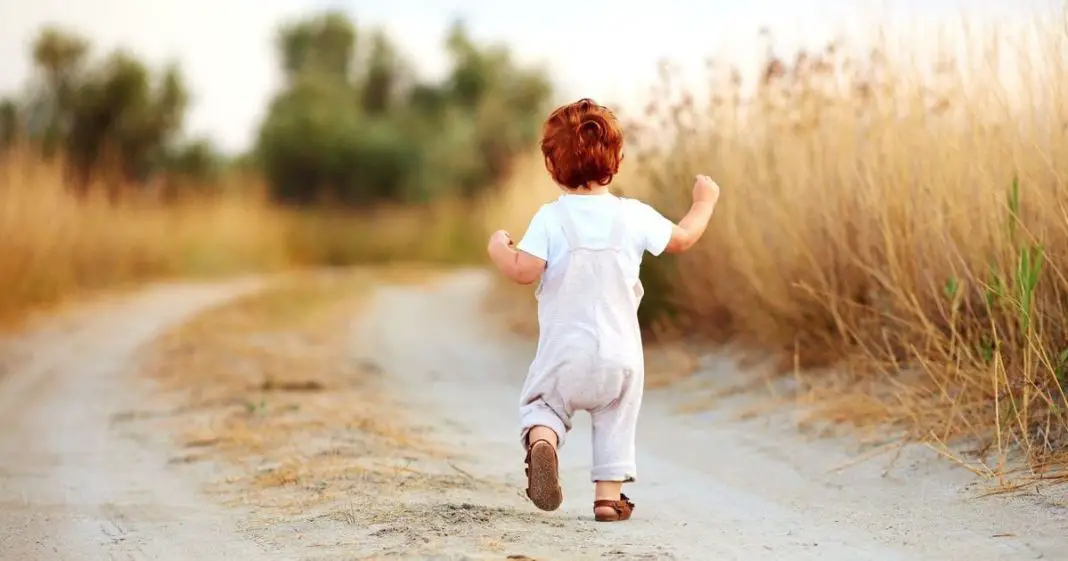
[692,175,720,206]
[488,229,515,250]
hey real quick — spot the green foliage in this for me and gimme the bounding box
[943,177,1049,366]
[161,138,223,185]
[65,51,190,187]
[977,178,1046,341]
[255,13,553,207]
[277,11,356,83]
[30,26,90,157]
[2,12,552,206]
[0,98,17,150]
[0,25,211,194]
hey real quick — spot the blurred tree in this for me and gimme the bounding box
[257,75,364,205]
[0,98,18,152]
[1,13,553,204]
[278,11,356,85]
[0,26,193,198]
[441,21,553,197]
[29,26,90,157]
[356,29,405,115]
[155,137,224,199]
[64,51,188,197]
[164,138,221,180]
[255,12,553,207]
[444,21,491,110]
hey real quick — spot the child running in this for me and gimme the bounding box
[486,98,720,522]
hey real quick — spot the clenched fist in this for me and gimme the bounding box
[692,174,720,206]
[488,229,514,249]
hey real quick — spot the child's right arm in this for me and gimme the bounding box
[665,175,720,254]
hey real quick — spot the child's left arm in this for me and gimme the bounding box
[487,229,546,285]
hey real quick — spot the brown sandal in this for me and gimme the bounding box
[593,493,635,522]
[525,439,563,511]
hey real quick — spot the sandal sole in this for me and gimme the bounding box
[594,512,622,522]
[593,494,634,522]
[527,442,562,511]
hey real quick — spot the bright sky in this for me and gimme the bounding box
[0,0,1057,153]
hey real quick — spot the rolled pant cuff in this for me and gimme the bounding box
[519,410,568,450]
[591,463,637,483]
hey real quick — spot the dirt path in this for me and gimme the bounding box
[0,280,271,560]
[347,270,1067,561]
[0,270,1066,561]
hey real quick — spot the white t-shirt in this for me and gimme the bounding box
[516,193,675,287]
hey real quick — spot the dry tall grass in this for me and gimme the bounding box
[635,22,1068,481]
[285,198,487,268]
[490,20,1068,481]
[0,148,490,326]
[0,149,290,325]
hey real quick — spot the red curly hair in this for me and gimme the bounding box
[540,98,624,190]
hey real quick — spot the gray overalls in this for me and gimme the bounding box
[518,199,645,483]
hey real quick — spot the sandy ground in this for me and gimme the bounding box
[0,280,267,561]
[1,269,1067,561]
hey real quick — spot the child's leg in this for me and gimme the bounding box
[595,480,623,501]
[589,384,640,484]
[519,397,569,451]
[520,397,569,512]
[590,419,634,520]
[589,370,642,520]
[528,425,558,448]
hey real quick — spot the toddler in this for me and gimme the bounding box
[487,98,719,522]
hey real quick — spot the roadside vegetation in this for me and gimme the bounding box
[3,9,1066,485]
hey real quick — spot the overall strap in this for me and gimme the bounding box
[554,201,582,249]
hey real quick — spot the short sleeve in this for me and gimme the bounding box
[631,200,675,256]
[516,205,551,261]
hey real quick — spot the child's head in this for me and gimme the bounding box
[540,98,623,191]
